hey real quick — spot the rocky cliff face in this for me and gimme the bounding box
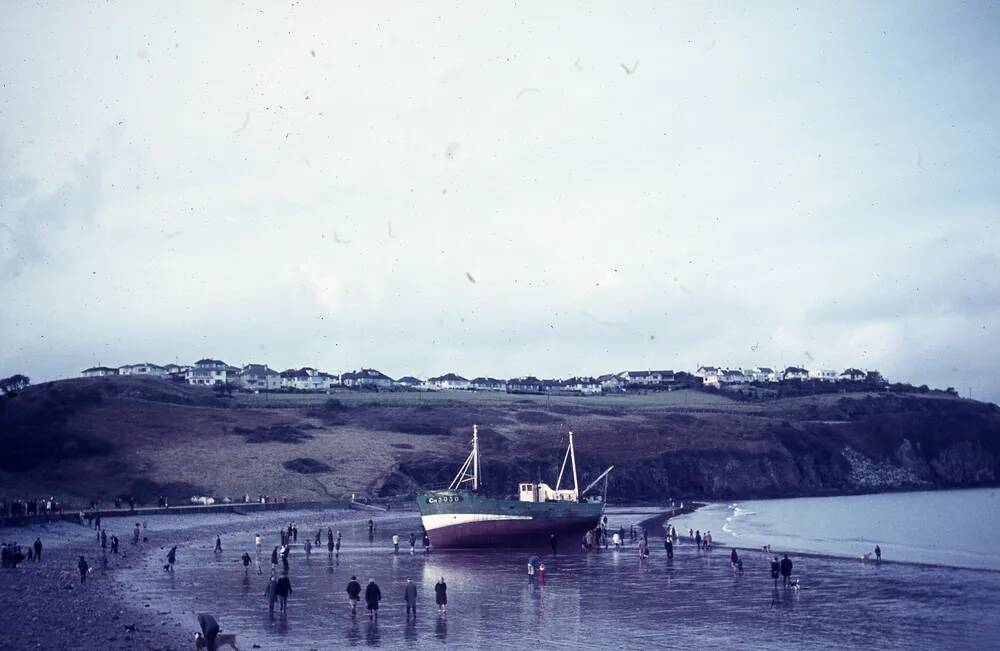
[394,395,1000,501]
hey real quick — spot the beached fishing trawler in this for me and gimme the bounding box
[416,425,613,548]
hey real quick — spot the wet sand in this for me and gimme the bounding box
[4,504,1000,649]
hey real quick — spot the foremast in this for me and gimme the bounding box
[448,423,480,491]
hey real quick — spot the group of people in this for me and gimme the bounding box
[690,528,714,550]
[391,531,431,554]
[344,575,448,621]
[0,497,61,519]
[1,538,41,567]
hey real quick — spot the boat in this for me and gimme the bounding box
[416,424,614,548]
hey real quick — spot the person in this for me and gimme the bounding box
[368,519,374,536]
[392,534,400,554]
[78,556,89,583]
[737,558,744,575]
[214,535,222,553]
[875,545,882,563]
[527,555,539,579]
[612,531,621,549]
[346,575,362,615]
[270,546,279,571]
[133,523,141,545]
[639,537,650,560]
[100,529,107,550]
[404,578,418,618]
[255,534,261,554]
[423,533,431,553]
[111,535,119,554]
[666,536,674,559]
[315,528,322,545]
[731,548,739,571]
[242,552,252,575]
[435,577,447,613]
[365,578,382,621]
[197,613,220,651]
[409,532,416,554]
[33,537,42,562]
[166,546,177,572]
[550,533,558,555]
[292,524,297,542]
[780,554,793,587]
[695,530,702,550]
[336,531,342,554]
[265,575,278,615]
[303,539,312,556]
[280,544,290,572]
[275,572,292,612]
[770,556,780,587]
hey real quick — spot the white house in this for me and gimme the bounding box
[719,369,750,384]
[564,376,602,394]
[239,364,281,391]
[395,376,424,389]
[470,377,506,391]
[619,370,674,386]
[782,366,810,381]
[279,367,336,391]
[695,366,722,387]
[81,366,118,378]
[118,363,169,377]
[163,363,191,375]
[341,368,394,389]
[809,369,840,382]
[598,373,624,392]
[839,368,866,382]
[186,358,232,385]
[751,367,778,383]
[427,373,472,391]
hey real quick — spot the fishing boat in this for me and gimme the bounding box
[416,425,613,548]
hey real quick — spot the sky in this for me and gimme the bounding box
[1,1,998,401]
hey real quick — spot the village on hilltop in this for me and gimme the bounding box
[77,359,907,397]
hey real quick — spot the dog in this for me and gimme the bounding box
[194,631,240,650]
[789,579,801,591]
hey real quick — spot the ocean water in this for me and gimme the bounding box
[124,506,1000,649]
[669,487,1000,571]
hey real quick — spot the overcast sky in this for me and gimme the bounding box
[1,2,998,401]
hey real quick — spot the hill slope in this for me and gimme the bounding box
[2,377,999,504]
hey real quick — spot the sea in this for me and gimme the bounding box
[669,487,1000,571]
[124,495,1000,649]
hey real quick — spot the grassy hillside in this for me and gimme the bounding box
[1,377,999,505]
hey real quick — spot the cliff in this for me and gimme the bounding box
[1,377,998,504]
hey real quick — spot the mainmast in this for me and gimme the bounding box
[449,423,480,491]
[555,430,580,498]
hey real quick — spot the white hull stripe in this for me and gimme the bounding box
[421,513,532,532]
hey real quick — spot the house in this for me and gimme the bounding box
[470,377,506,391]
[279,368,336,391]
[695,366,722,387]
[118,363,169,377]
[507,376,543,394]
[187,359,232,385]
[782,367,810,381]
[394,376,424,389]
[751,367,778,383]
[719,369,750,384]
[619,370,674,386]
[163,363,191,375]
[427,373,472,391]
[239,364,281,391]
[81,366,118,378]
[809,369,840,382]
[341,368,394,389]
[564,376,602,395]
[598,373,624,392]
[839,368,866,382]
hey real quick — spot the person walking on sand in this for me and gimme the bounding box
[241,552,252,575]
[392,534,400,554]
[346,575,362,615]
[270,546,279,572]
[550,533,558,556]
[423,533,431,553]
[196,613,220,651]
[255,534,261,555]
[303,539,312,556]
[780,555,793,587]
[275,572,292,613]
[78,556,89,584]
[612,531,621,550]
[166,546,177,572]
[265,575,278,615]
[435,577,448,613]
[33,538,42,562]
[315,528,322,546]
[695,530,702,551]
[409,532,417,554]
[731,548,740,573]
[404,578,418,618]
[771,556,780,587]
[336,531,342,554]
[100,528,107,550]
[666,536,674,559]
[365,578,382,621]
[133,523,141,545]
[875,545,882,563]
[214,535,222,554]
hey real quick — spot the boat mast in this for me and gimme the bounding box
[555,430,580,498]
[449,423,480,491]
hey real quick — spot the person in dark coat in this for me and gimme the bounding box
[365,578,382,620]
[241,552,252,575]
[875,545,882,563]
[166,546,177,572]
[346,575,362,614]
[780,555,793,587]
[270,546,279,570]
[435,577,447,613]
[695,530,702,550]
[275,573,292,612]
[550,533,558,556]
[214,535,222,553]
[265,575,278,614]
[78,556,89,583]
[665,536,674,559]
[730,548,740,572]
[33,538,42,562]
[404,578,418,618]
[770,556,780,587]
[197,613,220,651]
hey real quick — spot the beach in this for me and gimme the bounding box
[3,503,1000,650]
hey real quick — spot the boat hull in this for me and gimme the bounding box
[416,490,605,549]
